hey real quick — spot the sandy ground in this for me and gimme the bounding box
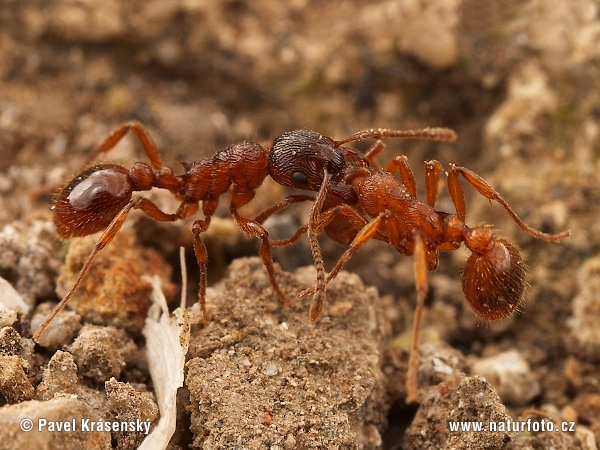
[0,0,599,448]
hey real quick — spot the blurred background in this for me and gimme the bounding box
[1,0,599,445]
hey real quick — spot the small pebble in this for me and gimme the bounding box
[264,363,278,377]
[470,349,540,406]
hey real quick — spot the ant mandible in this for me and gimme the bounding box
[265,127,570,402]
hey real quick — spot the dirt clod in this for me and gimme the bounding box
[68,324,138,383]
[186,257,392,449]
[30,302,81,349]
[470,349,540,406]
[402,375,513,450]
[0,220,61,306]
[0,354,35,405]
[105,378,159,450]
[56,230,176,333]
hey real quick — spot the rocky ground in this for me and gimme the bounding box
[0,0,599,449]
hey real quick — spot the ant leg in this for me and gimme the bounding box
[253,195,315,225]
[270,225,308,248]
[335,127,457,146]
[85,121,164,170]
[307,169,331,322]
[447,165,570,241]
[364,140,385,170]
[191,199,218,322]
[33,197,178,342]
[424,160,443,207]
[230,187,291,306]
[385,156,417,197]
[406,232,428,403]
[270,203,374,248]
[250,195,313,250]
[300,209,389,301]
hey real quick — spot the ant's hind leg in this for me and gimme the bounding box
[85,121,164,170]
[406,232,428,404]
[447,165,570,242]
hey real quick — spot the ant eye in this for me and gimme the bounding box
[292,171,309,185]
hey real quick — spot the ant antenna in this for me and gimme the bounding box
[335,127,457,146]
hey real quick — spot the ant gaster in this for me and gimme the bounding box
[265,127,570,402]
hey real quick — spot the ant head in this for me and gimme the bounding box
[54,164,133,238]
[268,130,346,191]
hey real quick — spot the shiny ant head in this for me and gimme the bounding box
[268,130,347,191]
[54,164,135,238]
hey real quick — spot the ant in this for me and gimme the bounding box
[32,122,446,344]
[264,127,570,402]
[32,122,570,405]
[32,121,316,343]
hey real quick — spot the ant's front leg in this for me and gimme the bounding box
[299,208,389,300]
[252,194,315,226]
[304,171,391,321]
[229,186,291,306]
[270,203,378,249]
[251,194,315,251]
[85,121,165,169]
[191,199,218,323]
[306,170,331,321]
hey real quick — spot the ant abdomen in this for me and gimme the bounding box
[54,164,133,238]
[462,237,527,321]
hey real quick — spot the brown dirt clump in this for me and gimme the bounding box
[186,257,392,449]
[54,230,177,333]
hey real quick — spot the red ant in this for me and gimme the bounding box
[264,128,570,402]
[32,122,570,405]
[32,121,315,343]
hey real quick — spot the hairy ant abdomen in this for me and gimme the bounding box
[54,164,134,238]
[462,236,526,320]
